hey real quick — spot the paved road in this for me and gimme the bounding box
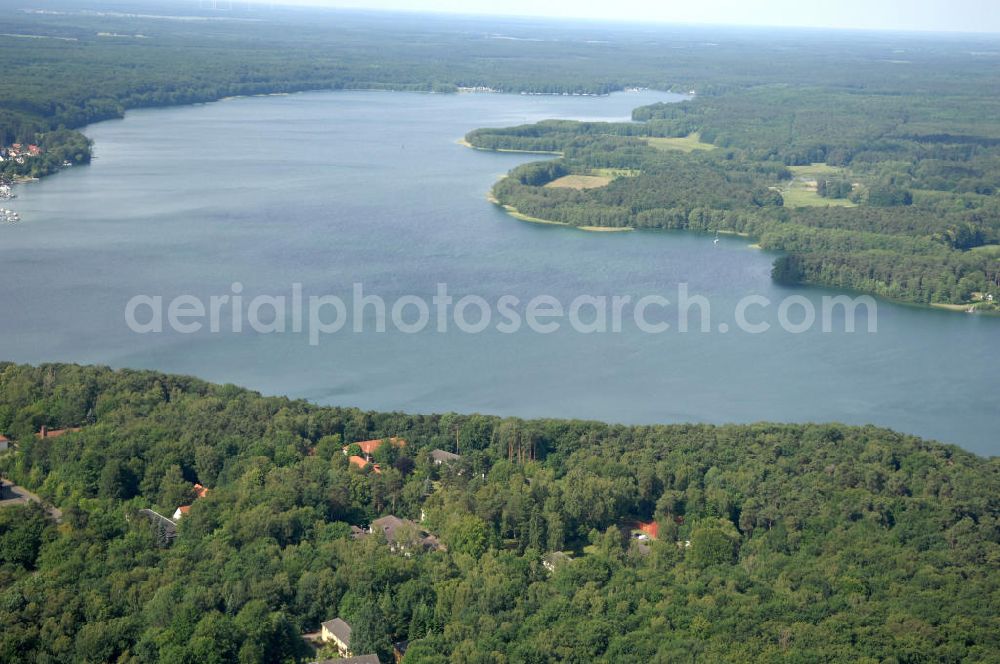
[0,477,63,522]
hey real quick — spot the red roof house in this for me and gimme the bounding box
[349,455,382,474]
[638,520,659,540]
[351,437,406,457]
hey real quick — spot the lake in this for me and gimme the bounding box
[1,90,997,455]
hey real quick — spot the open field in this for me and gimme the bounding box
[646,133,716,152]
[780,163,857,208]
[787,163,844,177]
[545,174,613,190]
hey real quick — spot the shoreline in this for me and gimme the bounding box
[487,192,633,231]
[457,137,563,156]
[931,302,997,314]
[484,186,987,313]
[219,92,291,102]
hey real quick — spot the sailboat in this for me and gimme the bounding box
[713,230,720,245]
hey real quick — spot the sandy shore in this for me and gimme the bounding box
[487,194,633,231]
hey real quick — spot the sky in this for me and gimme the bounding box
[255,0,1000,33]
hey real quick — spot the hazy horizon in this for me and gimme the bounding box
[241,0,1000,34]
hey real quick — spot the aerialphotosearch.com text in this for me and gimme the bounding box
[125,282,878,345]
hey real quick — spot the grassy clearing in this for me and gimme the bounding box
[967,244,1000,258]
[779,163,857,208]
[787,163,843,177]
[544,174,613,190]
[646,132,716,153]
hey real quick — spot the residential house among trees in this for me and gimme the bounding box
[343,438,407,474]
[368,515,442,554]
[172,483,210,521]
[430,449,460,465]
[320,617,354,657]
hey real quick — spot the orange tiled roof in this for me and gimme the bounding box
[193,483,209,499]
[177,505,191,515]
[348,455,382,474]
[353,437,406,456]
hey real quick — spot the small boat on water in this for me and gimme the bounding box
[713,231,720,245]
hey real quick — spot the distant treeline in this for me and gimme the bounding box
[3,2,1000,178]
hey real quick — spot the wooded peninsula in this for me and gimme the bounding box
[466,87,1000,308]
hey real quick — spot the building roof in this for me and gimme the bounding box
[637,520,659,540]
[0,435,9,442]
[193,483,209,499]
[371,515,407,542]
[430,449,460,463]
[313,656,380,664]
[320,617,352,646]
[371,515,441,551]
[351,437,406,456]
[348,455,382,474]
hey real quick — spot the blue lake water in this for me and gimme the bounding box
[0,90,996,455]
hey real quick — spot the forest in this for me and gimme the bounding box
[468,85,1000,306]
[0,363,997,663]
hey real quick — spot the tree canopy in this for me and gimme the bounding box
[0,363,997,662]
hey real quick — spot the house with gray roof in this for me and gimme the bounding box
[429,449,460,465]
[320,617,353,657]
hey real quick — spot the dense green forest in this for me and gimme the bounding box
[468,85,1000,306]
[0,363,997,663]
